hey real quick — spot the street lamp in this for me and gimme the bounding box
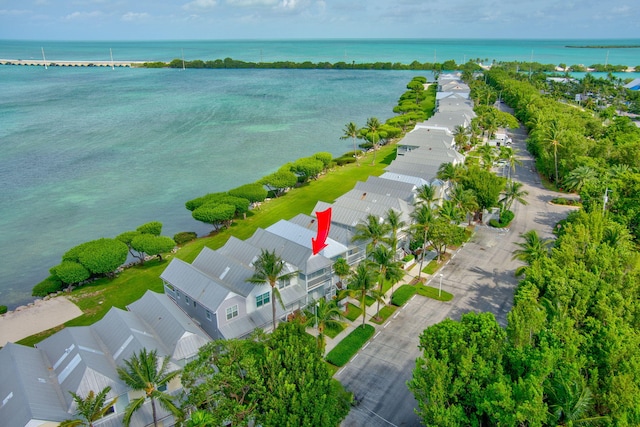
[438,273,444,297]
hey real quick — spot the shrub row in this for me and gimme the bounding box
[326,324,375,367]
[489,209,514,228]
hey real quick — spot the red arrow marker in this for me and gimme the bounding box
[312,208,332,255]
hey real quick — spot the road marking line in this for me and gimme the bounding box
[363,342,370,350]
[337,367,345,376]
[393,312,399,319]
[384,321,391,328]
[374,331,381,339]
[352,354,359,361]
[411,295,416,301]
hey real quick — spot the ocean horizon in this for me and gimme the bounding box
[1,38,639,310]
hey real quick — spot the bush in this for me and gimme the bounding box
[0,305,7,315]
[402,254,415,262]
[326,324,375,367]
[391,284,417,306]
[335,157,356,166]
[32,276,64,297]
[228,183,268,203]
[489,209,514,228]
[174,231,197,245]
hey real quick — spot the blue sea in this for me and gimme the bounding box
[1,39,639,309]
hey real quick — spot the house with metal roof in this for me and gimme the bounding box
[354,176,417,203]
[0,291,210,427]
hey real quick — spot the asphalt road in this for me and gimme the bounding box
[338,118,576,427]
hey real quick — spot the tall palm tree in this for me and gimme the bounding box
[332,257,351,290]
[345,263,377,327]
[364,117,384,165]
[452,124,470,151]
[410,204,436,279]
[340,121,360,166]
[511,230,553,277]
[369,245,404,310]
[438,199,463,224]
[385,208,406,260]
[500,180,529,211]
[246,249,298,330]
[450,184,479,226]
[60,387,118,427]
[304,298,345,352]
[543,119,564,185]
[352,214,391,254]
[117,348,182,427]
[437,162,465,183]
[499,146,522,180]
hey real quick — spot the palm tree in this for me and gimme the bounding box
[563,166,597,193]
[410,203,436,279]
[511,230,553,277]
[60,387,118,427]
[352,214,391,254]
[543,119,564,185]
[500,180,529,211]
[416,183,437,207]
[451,184,479,226]
[340,121,360,166]
[438,199,463,224]
[364,117,384,165]
[345,263,377,326]
[369,245,404,310]
[385,208,406,260]
[499,146,522,180]
[117,348,182,427]
[333,257,351,290]
[246,249,298,330]
[305,298,346,352]
[452,124,470,151]
[436,162,464,183]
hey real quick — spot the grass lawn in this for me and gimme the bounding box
[415,283,454,302]
[421,252,451,275]
[324,322,347,339]
[326,324,375,367]
[370,305,397,325]
[344,303,362,322]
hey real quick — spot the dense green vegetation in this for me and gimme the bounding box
[325,324,375,367]
[410,68,640,426]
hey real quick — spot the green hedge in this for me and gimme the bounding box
[489,209,514,228]
[326,324,375,367]
[0,305,7,315]
[32,276,64,297]
[391,284,417,306]
[173,231,198,245]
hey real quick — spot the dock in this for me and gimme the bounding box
[0,59,148,68]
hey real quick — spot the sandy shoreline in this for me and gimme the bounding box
[0,297,83,346]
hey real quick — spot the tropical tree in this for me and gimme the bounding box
[500,180,529,211]
[117,349,182,427]
[369,245,404,309]
[385,208,406,260]
[363,117,385,165]
[60,387,118,427]
[416,183,437,207]
[451,185,479,226]
[437,162,465,183]
[352,214,391,254]
[345,263,377,326]
[340,121,360,166]
[333,257,351,289]
[304,297,346,351]
[246,249,298,330]
[542,119,564,185]
[184,410,215,427]
[511,230,553,276]
[563,166,598,193]
[438,199,463,224]
[452,124,470,150]
[499,146,522,180]
[411,204,436,279]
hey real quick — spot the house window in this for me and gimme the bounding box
[226,305,238,320]
[206,310,212,321]
[176,291,181,299]
[278,277,291,289]
[185,296,190,305]
[256,292,270,307]
[193,300,197,308]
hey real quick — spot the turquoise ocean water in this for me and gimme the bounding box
[1,39,639,309]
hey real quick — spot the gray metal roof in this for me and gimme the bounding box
[246,228,332,274]
[127,291,211,361]
[36,326,126,411]
[218,236,263,267]
[0,343,70,426]
[332,194,412,224]
[192,247,256,297]
[379,172,431,187]
[267,219,348,260]
[161,258,232,311]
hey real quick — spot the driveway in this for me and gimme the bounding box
[338,121,576,426]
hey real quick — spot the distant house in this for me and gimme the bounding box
[0,291,210,427]
[624,78,640,90]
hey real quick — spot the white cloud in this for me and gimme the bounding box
[121,12,149,21]
[183,0,218,11]
[0,9,31,16]
[226,0,279,7]
[63,10,104,20]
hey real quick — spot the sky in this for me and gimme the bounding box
[0,0,639,41]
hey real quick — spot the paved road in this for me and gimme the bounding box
[338,120,576,427]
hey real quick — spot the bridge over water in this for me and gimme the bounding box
[0,59,148,67]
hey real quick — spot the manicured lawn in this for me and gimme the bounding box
[391,284,417,306]
[344,303,362,322]
[415,283,454,302]
[370,305,397,325]
[421,252,451,275]
[326,324,375,367]
[324,322,347,339]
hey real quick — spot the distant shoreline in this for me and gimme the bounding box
[566,45,640,49]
